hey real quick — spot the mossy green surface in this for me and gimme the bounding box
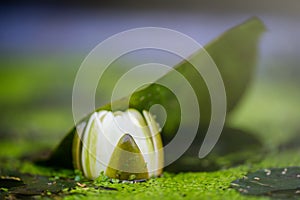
[2,150,300,200]
[1,54,300,200]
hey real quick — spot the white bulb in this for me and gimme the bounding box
[72,108,164,180]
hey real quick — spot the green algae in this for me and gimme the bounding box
[1,148,300,200]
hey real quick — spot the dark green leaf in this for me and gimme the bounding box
[0,176,24,188]
[165,127,263,172]
[231,167,300,199]
[0,173,77,199]
[46,17,266,170]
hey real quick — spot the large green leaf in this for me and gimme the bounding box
[45,17,265,169]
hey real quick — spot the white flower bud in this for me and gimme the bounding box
[72,108,163,180]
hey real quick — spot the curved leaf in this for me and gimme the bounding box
[45,17,266,169]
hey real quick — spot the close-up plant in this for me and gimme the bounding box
[0,1,300,200]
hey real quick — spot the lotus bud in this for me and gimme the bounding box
[72,108,164,180]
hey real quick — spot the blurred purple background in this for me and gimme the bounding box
[0,1,299,73]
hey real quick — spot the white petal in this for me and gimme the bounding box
[126,109,155,173]
[143,110,163,177]
[81,112,97,179]
[99,111,124,166]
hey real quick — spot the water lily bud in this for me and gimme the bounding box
[72,108,164,180]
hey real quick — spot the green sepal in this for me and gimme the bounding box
[105,134,149,180]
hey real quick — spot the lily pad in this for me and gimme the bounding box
[0,176,24,188]
[0,172,77,199]
[231,167,300,199]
